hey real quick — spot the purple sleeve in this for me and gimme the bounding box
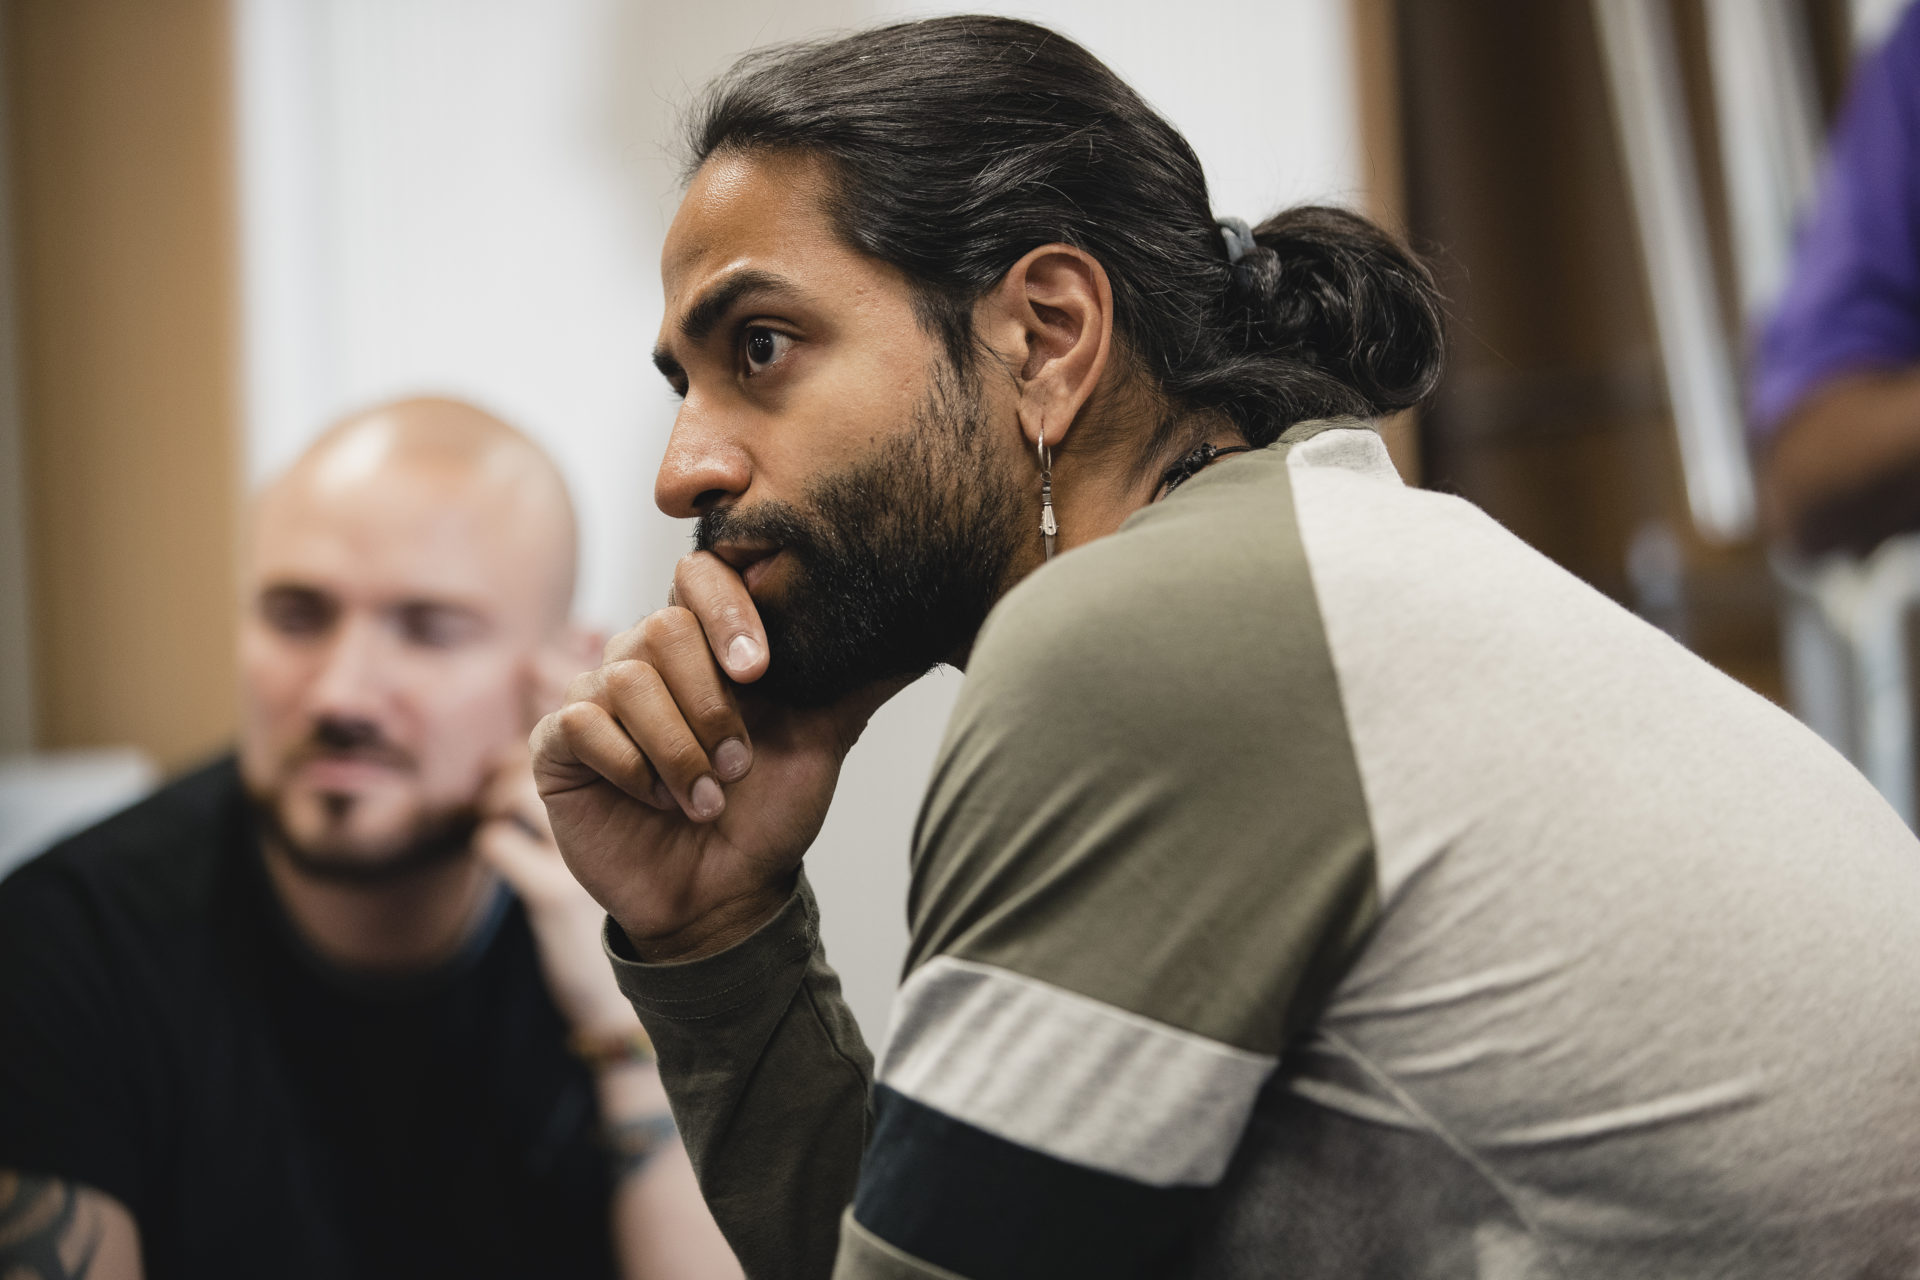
[1751,4,1920,439]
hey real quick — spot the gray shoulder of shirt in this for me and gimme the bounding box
[1278,423,1919,896]
[905,423,1387,1056]
[1283,421,1920,1252]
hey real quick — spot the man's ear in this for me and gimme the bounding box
[977,244,1114,454]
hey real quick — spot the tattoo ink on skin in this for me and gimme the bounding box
[0,1171,103,1280]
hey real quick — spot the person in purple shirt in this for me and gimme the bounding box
[1756,1,1920,556]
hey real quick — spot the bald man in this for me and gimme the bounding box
[0,400,738,1280]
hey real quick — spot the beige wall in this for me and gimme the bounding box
[5,0,241,770]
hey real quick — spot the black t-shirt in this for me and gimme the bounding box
[0,757,615,1279]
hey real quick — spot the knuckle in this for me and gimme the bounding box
[563,669,602,704]
[640,606,697,649]
[602,623,643,664]
[601,658,659,701]
[658,735,708,779]
[703,596,747,634]
[554,701,602,738]
[689,691,737,732]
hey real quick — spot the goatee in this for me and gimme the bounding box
[246,783,480,887]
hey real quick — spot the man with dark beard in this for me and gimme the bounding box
[538,17,1920,1280]
[688,358,1016,709]
[0,399,738,1280]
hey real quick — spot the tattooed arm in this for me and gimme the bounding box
[0,1172,141,1280]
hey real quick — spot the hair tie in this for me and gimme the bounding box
[1217,216,1256,265]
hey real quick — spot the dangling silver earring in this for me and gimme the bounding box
[1037,435,1058,560]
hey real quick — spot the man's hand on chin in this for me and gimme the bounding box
[529,550,906,965]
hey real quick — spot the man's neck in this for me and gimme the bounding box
[1050,424,1253,559]
[261,837,500,974]
[952,425,1251,673]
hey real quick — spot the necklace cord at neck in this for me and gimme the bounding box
[1155,442,1256,500]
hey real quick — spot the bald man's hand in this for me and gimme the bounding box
[530,551,898,962]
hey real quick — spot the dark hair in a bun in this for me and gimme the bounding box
[1223,207,1445,425]
[688,14,1445,454]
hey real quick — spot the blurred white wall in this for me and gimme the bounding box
[233,0,1361,1042]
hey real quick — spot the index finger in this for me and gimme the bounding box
[673,551,770,683]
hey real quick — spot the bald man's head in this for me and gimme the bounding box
[259,396,579,626]
[238,397,587,881]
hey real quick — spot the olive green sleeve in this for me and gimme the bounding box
[605,877,872,1280]
[907,442,1379,1052]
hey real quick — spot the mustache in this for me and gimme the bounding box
[695,498,831,562]
[286,717,417,772]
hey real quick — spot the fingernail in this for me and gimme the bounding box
[728,634,762,674]
[651,780,674,809]
[690,775,725,820]
[714,737,751,781]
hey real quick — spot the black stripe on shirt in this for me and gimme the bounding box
[851,1084,1208,1279]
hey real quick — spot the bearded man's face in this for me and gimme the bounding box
[693,360,1021,707]
[652,150,1030,705]
[237,447,566,883]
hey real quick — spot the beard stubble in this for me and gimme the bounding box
[245,715,482,886]
[695,359,1024,708]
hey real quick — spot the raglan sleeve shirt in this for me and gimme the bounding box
[607,445,1382,1279]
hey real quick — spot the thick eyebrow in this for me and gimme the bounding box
[651,268,802,379]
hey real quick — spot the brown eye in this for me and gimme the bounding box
[743,327,791,375]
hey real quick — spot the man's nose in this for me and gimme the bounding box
[654,407,752,519]
[306,616,393,721]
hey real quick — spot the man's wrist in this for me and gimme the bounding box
[618,881,796,964]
